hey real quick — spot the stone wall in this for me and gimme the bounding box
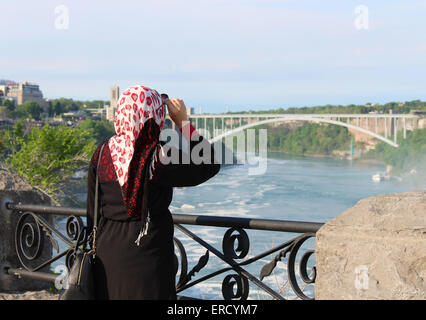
[315,191,426,299]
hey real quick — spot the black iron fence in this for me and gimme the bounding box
[4,202,324,300]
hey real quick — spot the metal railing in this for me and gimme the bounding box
[4,202,324,300]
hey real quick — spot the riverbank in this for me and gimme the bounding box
[267,149,384,164]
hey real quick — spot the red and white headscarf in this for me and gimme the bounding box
[108,85,166,220]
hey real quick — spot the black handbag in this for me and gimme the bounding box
[59,143,106,300]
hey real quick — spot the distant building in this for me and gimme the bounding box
[85,107,104,120]
[62,110,86,120]
[105,104,114,121]
[0,81,48,110]
[106,85,119,121]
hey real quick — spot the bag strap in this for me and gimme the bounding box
[92,142,106,256]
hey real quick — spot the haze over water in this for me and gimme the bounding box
[169,152,425,299]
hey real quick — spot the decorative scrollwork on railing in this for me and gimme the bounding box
[222,228,250,261]
[15,211,85,273]
[299,250,316,284]
[65,216,85,242]
[174,237,210,291]
[15,212,45,270]
[260,233,316,300]
[173,224,318,300]
[287,234,316,300]
[65,247,79,271]
[173,237,188,289]
[222,273,249,300]
[10,203,321,300]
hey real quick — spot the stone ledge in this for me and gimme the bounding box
[315,190,426,300]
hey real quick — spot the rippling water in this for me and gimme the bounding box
[169,152,425,299]
[55,153,425,299]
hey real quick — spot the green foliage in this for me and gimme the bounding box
[2,99,16,111]
[49,98,108,115]
[16,100,42,120]
[52,100,65,116]
[0,120,25,158]
[0,118,113,197]
[263,123,351,156]
[77,119,115,144]
[364,127,426,173]
[0,129,5,156]
[7,124,97,193]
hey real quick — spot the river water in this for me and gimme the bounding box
[56,152,425,299]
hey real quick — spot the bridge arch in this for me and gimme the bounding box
[208,116,399,147]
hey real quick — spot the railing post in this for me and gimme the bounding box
[384,117,388,138]
[403,117,406,139]
[394,117,397,144]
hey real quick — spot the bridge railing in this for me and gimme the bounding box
[3,202,324,300]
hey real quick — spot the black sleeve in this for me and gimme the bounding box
[151,134,221,187]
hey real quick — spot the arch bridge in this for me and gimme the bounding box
[184,113,420,148]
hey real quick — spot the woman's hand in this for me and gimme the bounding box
[166,98,188,129]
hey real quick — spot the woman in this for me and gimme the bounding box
[86,85,220,299]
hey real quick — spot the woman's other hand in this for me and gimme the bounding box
[166,98,188,129]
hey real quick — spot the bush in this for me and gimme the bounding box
[8,124,96,193]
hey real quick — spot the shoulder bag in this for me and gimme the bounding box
[59,142,106,300]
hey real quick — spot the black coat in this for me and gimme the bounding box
[86,134,220,299]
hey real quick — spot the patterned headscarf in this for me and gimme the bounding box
[108,85,166,224]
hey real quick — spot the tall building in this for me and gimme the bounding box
[106,85,119,121]
[0,81,48,110]
[110,85,119,109]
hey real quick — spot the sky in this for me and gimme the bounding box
[1,0,426,113]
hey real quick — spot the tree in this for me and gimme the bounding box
[77,119,115,143]
[8,124,97,194]
[1,120,25,158]
[47,101,55,117]
[17,100,42,120]
[53,101,63,116]
[4,99,16,111]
